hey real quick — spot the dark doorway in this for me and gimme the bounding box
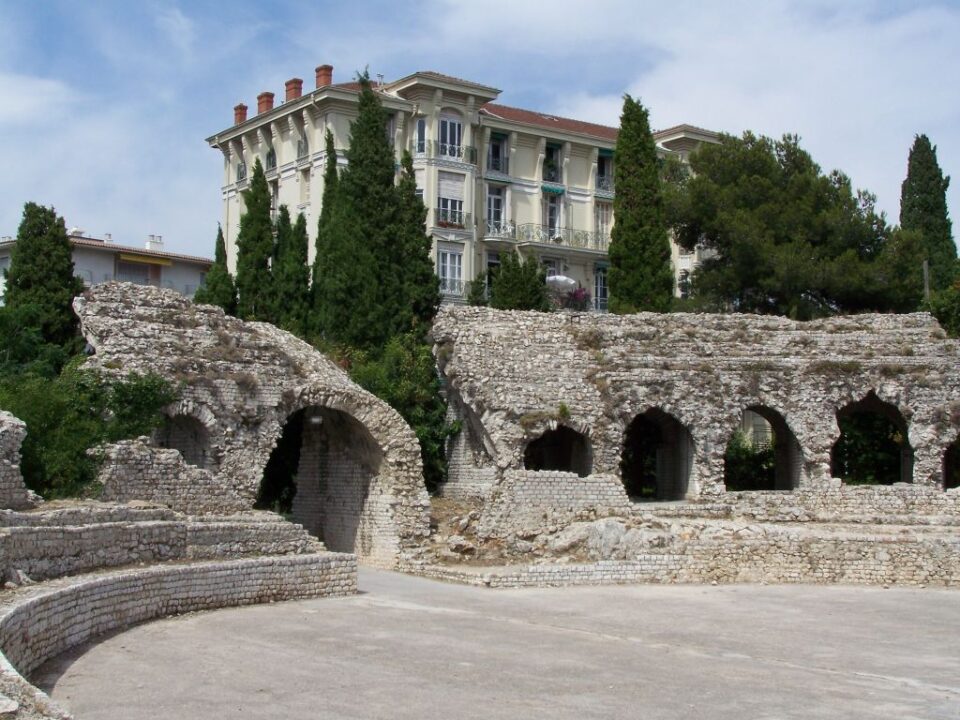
[944,438,960,490]
[831,392,913,485]
[621,409,693,501]
[523,426,592,477]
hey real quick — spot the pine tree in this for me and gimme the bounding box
[310,130,340,336]
[489,252,550,311]
[4,202,84,350]
[272,211,311,335]
[193,225,237,315]
[608,95,674,313]
[396,150,440,332]
[234,158,274,320]
[900,134,956,293]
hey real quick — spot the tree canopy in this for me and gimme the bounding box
[667,132,912,319]
[900,134,956,293]
[193,225,237,315]
[608,95,673,313]
[234,158,274,320]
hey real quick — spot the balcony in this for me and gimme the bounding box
[439,278,464,296]
[435,208,472,230]
[542,163,562,183]
[483,222,610,252]
[486,155,509,175]
[596,175,615,193]
[411,140,477,165]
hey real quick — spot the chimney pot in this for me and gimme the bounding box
[234,103,248,125]
[285,77,304,101]
[315,64,333,88]
[257,92,275,115]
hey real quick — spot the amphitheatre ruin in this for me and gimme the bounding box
[0,283,958,717]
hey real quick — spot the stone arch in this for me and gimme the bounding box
[944,436,960,490]
[256,386,428,567]
[831,391,914,485]
[621,409,694,501]
[154,414,215,470]
[724,406,802,491]
[523,425,592,477]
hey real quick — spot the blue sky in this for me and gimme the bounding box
[1,0,957,256]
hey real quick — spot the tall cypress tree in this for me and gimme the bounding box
[193,225,237,315]
[489,251,551,311]
[272,211,311,335]
[900,134,956,293]
[263,204,293,326]
[4,202,84,349]
[608,95,674,313]
[396,150,440,332]
[310,129,340,336]
[234,158,274,320]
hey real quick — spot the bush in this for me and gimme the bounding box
[723,431,775,491]
[0,359,177,497]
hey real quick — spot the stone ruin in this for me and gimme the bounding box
[74,283,430,568]
[0,412,40,512]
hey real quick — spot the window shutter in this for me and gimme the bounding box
[438,172,464,200]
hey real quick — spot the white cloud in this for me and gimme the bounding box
[155,5,197,62]
[0,72,80,125]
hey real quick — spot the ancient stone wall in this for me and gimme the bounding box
[0,412,39,511]
[74,283,430,567]
[433,306,960,530]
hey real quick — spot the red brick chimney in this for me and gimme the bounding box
[257,91,275,114]
[234,103,248,125]
[315,64,333,88]
[285,78,303,101]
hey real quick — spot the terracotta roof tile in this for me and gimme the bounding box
[69,236,212,265]
[480,103,619,142]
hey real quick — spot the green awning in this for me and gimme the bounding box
[598,148,614,158]
[541,184,565,194]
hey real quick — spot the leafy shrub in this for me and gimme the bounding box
[723,431,775,491]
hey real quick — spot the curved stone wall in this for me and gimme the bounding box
[74,284,430,567]
[433,306,960,516]
[0,554,356,718]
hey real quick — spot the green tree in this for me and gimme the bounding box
[608,96,674,313]
[271,211,311,336]
[193,225,237,315]
[926,277,960,337]
[4,202,84,351]
[234,158,274,320]
[396,150,440,332]
[310,130,340,336]
[900,134,956,293]
[489,252,550,311]
[670,132,895,319]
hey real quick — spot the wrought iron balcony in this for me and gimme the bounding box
[594,296,609,312]
[486,155,509,174]
[435,208,472,230]
[439,278,464,296]
[483,221,610,251]
[411,140,478,164]
[596,175,615,192]
[542,163,562,182]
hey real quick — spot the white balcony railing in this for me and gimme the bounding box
[439,278,464,296]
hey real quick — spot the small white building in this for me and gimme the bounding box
[0,232,212,303]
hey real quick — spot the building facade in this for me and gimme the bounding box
[206,65,719,309]
[0,232,211,303]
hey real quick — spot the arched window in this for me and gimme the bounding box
[831,392,913,485]
[724,407,802,491]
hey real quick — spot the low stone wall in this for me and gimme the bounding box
[97,439,249,513]
[418,531,960,588]
[0,553,357,718]
[0,411,40,511]
[478,470,630,539]
[0,511,322,583]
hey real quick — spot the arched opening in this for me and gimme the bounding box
[831,392,913,485]
[256,406,384,554]
[724,407,802,491]
[523,426,592,477]
[621,409,694,501]
[944,437,960,490]
[155,415,213,469]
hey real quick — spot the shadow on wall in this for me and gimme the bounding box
[256,406,384,555]
[154,415,215,470]
[621,409,693,501]
[523,425,592,477]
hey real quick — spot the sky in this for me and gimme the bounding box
[0,0,957,257]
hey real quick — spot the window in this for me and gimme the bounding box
[236,161,247,182]
[595,202,613,238]
[678,270,691,299]
[488,137,507,173]
[116,260,152,286]
[265,148,277,171]
[597,155,613,190]
[544,195,561,235]
[541,256,560,277]
[543,145,561,182]
[439,114,463,159]
[385,114,396,146]
[297,136,309,159]
[299,168,311,205]
[437,249,463,295]
[270,179,279,221]
[438,171,465,227]
[486,252,501,289]
[594,266,608,311]
[486,186,504,232]
[415,118,427,154]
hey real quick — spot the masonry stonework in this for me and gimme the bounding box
[0,412,40,512]
[74,283,430,567]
